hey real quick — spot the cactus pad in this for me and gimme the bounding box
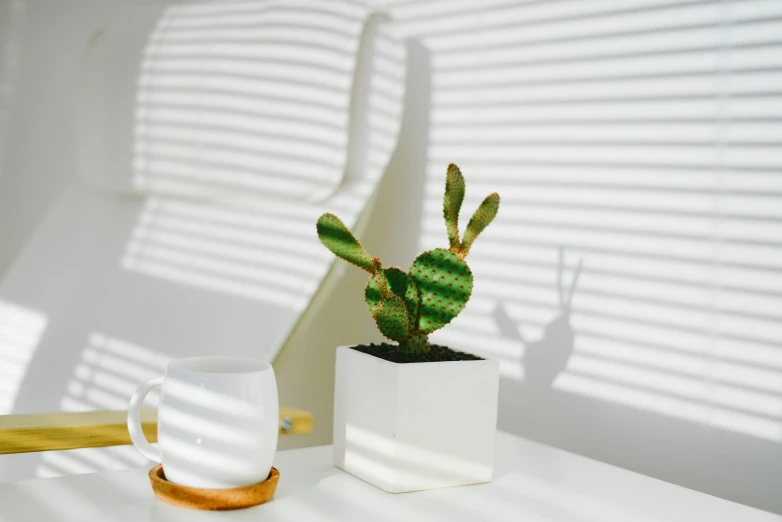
[315,163,497,355]
[410,248,473,334]
[443,164,465,252]
[371,295,411,341]
[365,267,419,321]
[317,213,375,273]
[460,193,500,257]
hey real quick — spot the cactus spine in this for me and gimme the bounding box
[316,164,500,353]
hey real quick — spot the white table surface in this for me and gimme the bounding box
[0,431,778,522]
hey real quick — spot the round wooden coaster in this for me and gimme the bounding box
[148,464,279,510]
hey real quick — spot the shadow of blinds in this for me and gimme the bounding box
[123,0,406,309]
[380,0,782,442]
[133,1,361,201]
[36,333,169,479]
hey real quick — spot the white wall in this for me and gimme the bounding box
[0,0,172,273]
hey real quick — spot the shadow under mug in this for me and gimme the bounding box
[127,356,279,489]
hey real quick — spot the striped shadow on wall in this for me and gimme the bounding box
[382,0,782,444]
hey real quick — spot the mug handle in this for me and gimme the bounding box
[127,376,164,463]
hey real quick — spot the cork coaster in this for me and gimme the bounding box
[149,465,279,510]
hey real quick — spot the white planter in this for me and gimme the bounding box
[333,345,500,493]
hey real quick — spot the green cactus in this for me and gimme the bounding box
[316,163,499,353]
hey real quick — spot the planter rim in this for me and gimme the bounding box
[339,344,492,367]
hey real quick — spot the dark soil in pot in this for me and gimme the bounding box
[350,343,483,364]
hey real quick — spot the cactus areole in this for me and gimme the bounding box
[316,164,500,355]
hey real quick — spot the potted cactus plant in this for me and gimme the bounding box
[317,164,501,493]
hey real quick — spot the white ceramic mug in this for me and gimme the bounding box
[127,356,279,489]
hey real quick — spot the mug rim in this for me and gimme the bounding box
[168,356,271,375]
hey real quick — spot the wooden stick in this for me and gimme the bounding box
[0,407,313,455]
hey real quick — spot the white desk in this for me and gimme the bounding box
[0,431,778,521]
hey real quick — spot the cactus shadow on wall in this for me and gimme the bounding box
[494,247,583,390]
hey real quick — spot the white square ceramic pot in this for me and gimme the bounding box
[333,345,500,493]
